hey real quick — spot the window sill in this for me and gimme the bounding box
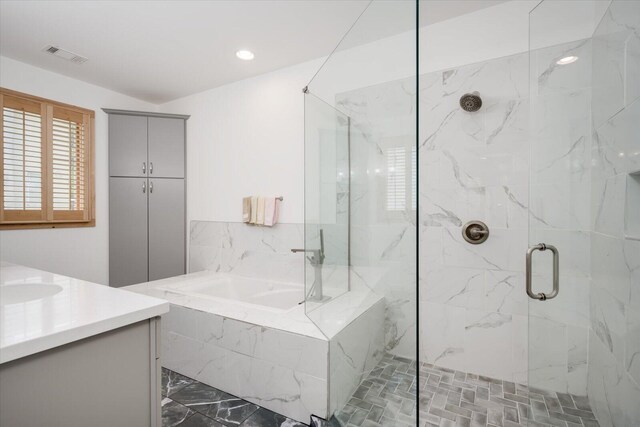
[0,220,95,230]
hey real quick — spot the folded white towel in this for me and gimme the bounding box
[250,196,258,224]
[242,197,251,223]
[264,197,280,227]
[257,197,266,225]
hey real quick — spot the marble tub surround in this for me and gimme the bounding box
[161,368,307,427]
[588,1,640,425]
[189,221,305,285]
[126,270,386,423]
[0,262,168,364]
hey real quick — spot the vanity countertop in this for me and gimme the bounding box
[0,262,169,364]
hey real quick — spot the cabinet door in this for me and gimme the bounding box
[109,177,148,287]
[148,178,185,281]
[109,115,148,177]
[148,117,184,178]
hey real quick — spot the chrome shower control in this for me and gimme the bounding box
[462,221,489,244]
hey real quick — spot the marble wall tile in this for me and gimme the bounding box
[534,39,592,96]
[419,45,592,388]
[329,299,385,415]
[567,325,589,396]
[189,221,305,285]
[335,78,418,361]
[588,329,640,427]
[463,308,514,380]
[626,33,640,106]
[528,316,568,392]
[420,302,466,370]
[591,232,631,303]
[626,306,640,385]
[593,173,626,237]
[592,12,627,129]
[590,285,626,365]
[594,98,640,178]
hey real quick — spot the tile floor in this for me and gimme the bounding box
[164,355,601,427]
[323,354,600,427]
[161,368,307,427]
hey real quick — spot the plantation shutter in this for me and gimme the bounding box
[0,88,94,228]
[51,106,91,221]
[0,94,46,222]
[386,146,406,211]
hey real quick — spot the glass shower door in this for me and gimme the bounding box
[528,1,639,425]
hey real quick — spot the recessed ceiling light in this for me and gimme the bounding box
[236,50,255,61]
[556,55,578,65]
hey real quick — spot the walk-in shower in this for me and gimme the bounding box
[304,0,639,426]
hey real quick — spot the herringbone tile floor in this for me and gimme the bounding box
[327,354,600,427]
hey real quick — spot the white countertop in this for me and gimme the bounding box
[0,262,169,364]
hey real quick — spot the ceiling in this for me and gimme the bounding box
[0,1,506,104]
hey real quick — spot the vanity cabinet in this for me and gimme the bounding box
[106,109,189,287]
[0,318,162,427]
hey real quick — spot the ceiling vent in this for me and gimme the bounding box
[42,45,88,64]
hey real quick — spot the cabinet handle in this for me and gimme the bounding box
[142,162,146,174]
[150,162,153,174]
[149,181,153,193]
[142,181,146,193]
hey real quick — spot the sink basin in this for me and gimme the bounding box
[1,284,63,305]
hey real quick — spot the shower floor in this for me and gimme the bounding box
[323,354,600,427]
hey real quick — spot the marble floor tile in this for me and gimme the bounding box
[170,382,259,426]
[163,368,195,397]
[180,413,227,427]
[242,407,308,427]
[162,368,308,427]
[162,398,194,427]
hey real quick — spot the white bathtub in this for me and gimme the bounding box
[157,274,303,313]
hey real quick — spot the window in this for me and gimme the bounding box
[385,144,417,216]
[1,88,94,229]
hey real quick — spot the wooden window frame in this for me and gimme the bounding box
[0,88,95,230]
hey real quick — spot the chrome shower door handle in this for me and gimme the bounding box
[526,243,559,301]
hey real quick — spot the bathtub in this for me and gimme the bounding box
[124,270,385,423]
[156,274,303,313]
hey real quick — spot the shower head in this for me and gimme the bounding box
[460,92,482,112]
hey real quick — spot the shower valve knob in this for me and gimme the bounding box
[462,221,490,244]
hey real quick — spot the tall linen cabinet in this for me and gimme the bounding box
[105,109,189,287]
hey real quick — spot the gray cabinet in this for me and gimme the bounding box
[106,109,189,288]
[109,177,149,287]
[149,117,185,178]
[108,114,148,177]
[0,319,161,427]
[149,178,185,281]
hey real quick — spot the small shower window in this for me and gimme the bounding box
[384,143,417,217]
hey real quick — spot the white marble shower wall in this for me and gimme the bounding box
[419,38,593,393]
[588,1,640,425]
[335,78,418,360]
[189,220,304,281]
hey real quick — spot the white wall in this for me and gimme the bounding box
[0,56,157,285]
[159,59,322,225]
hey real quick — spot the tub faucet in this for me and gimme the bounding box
[291,229,326,302]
